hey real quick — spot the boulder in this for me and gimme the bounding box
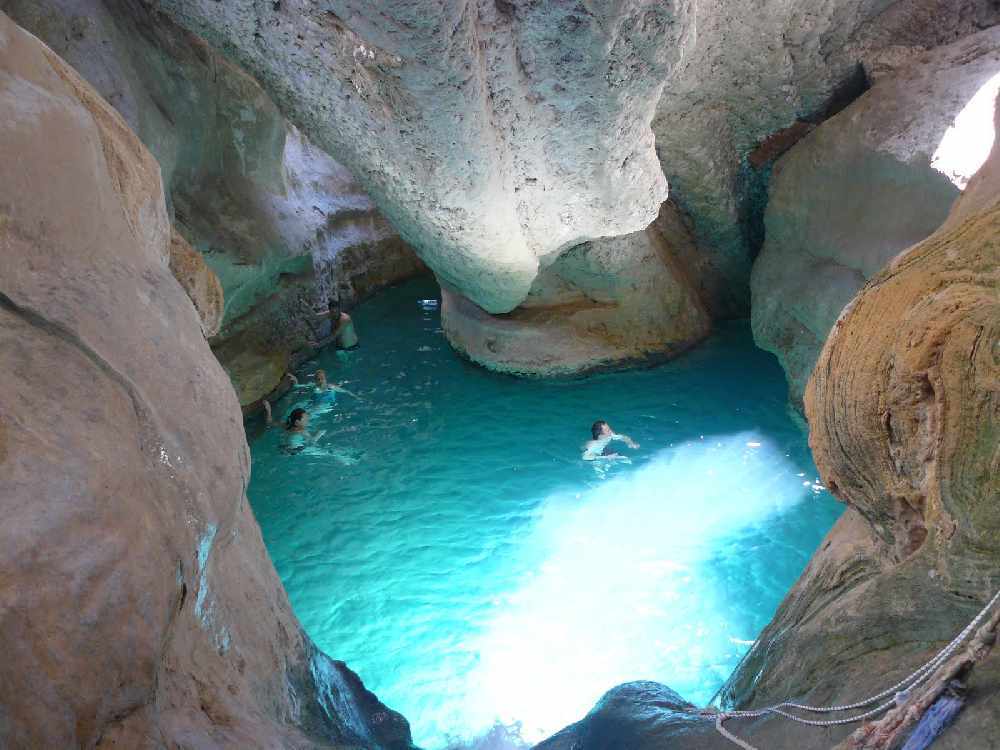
[441,218,710,376]
[533,682,730,750]
[0,14,411,748]
[751,28,1000,407]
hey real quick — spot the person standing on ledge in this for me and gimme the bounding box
[309,296,358,350]
[582,420,639,461]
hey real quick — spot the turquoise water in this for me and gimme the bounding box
[247,277,843,749]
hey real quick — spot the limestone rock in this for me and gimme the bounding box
[0,14,411,748]
[751,28,1000,408]
[651,0,1000,317]
[3,0,425,408]
[169,227,224,337]
[717,90,1000,749]
[145,0,678,313]
[441,220,710,376]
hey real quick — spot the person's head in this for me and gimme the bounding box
[286,408,309,431]
[591,420,612,439]
[315,369,328,388]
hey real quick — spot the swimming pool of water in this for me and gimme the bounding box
[246,277,843,749]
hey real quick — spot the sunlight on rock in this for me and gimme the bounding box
[932,71,1000,188]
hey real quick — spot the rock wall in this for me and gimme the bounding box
[145,0,680,314]
[0,14,412,748]
[751,28,1000,408]
[717,91,1000,749]
[2,0,425,407]
[441,210,710,376]
[652,0,1000,318]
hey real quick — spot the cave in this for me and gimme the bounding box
[1,2,998,750]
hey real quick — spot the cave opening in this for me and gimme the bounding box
[245,277,843,749]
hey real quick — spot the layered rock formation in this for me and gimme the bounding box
[2,0,424,407]
[752,28,1000,407]
[0,14,411,748]
[442,208,710,375]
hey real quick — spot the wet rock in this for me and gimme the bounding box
[145,0,678,314]
[751,28,1000,408]
[441,220,710,376]
[533,682,730,750]
[0,14,411,748]
[2,0,425,407]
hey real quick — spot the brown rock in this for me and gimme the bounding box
[169,227,224,337]
[0,13,410,749]
[716,93,1000,749]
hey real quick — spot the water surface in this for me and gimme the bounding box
[247,277,842,748]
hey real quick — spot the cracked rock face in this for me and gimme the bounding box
[0,14,411,748]
[147,0,677,313]
[751,28,1000,408]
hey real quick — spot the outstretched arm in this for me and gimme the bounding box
[263,399,273,426]
[612,433,639,449]
[332,383,361,399]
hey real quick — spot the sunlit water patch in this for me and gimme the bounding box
[247,278,842,749]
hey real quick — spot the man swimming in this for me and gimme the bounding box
[582,420,639,460]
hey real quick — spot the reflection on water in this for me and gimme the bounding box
[247,278,842,749]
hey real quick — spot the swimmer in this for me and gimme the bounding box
[582,420,639,461]
[314,369,360,399]
[309,296,359,350]
[263,401,326,450]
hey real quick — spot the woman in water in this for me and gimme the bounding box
[263,401,325,452]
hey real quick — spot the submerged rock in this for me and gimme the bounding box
[751,28,1000,408]
[441,220,710,376]
[0,14,411,747]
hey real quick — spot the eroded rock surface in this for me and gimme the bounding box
[145,0,679,313]
[652,0,1000,317]
[717,93,1000,749]
[751,28,1000,407]
[441,215,710,376]
[3,0,425,407]
[0,14,411,748]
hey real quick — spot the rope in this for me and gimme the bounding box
[713,585,1000,749]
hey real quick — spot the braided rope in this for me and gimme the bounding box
[713,586,1000,748]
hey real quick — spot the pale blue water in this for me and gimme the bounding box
[247,277,843,749]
